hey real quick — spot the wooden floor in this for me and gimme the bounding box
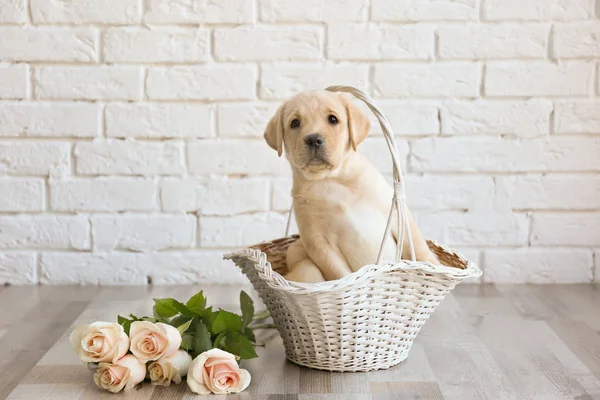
[1,284,599,400]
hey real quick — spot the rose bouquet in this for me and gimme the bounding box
[70,290,272,395]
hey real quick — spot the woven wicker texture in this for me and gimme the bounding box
[225,86,482,372]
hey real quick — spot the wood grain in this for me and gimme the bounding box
[2,284,600,400]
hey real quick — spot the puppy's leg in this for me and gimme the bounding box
[285,240,326,283]
[392,209,440,265]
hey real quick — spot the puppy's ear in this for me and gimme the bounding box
[341,94,370,151]
[264,104,284,157]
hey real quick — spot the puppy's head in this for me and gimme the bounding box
[264,90,370,180]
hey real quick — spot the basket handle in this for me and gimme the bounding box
[284,86,415,264]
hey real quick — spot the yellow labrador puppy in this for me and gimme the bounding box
[264,90,439,283]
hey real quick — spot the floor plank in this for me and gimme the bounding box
[2,284,600,400]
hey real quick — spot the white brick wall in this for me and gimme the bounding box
[0,0,598,285]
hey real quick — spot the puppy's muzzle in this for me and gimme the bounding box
[304,134,324,149]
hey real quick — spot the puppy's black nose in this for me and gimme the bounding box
[304,134,324,149]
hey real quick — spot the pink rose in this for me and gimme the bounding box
[69,322,129,363]
[93,354,146,393]
[129,321,181,363]
[148,350,192,386]
[187,349,251,394]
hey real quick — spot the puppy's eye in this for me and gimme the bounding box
[328,115,338,125]
[290,119,301,129]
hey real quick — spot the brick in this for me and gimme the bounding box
[271,178,293,211]
[0,0,26,23]
[0,216,90,250]
[34,66,141,101]
[260,64,368,100]
[485,62,594,97]
[0,142,70,176]
[484,248,593,283]
[0,28,97,62]
[328,25,433,60]
[187,140,289,175]
[260,0,365,22]
[106,104,212,139]
[498,175,600,210]
[441,100,552,135]
[371,102,439,136]
[201,213,288,247]
[92,215,196,252]
[415,211,529,246]
[554,22,600,58]
[103,28,209,63]
[483,0,594,21]
[555,100,600,134]
[74,140,185,176]
[160,177,269,214]
[30,0,140,24]
[405,176,495,211]
[0,253,35,285]
[374,64,480,98]
[144,0,252,24]
[411,137,600,172]
[41,253,149,285]
[214,27,322,62]
[217,103,277,138]
[147,66,256,100]
[0,103,98,137]
[371,0,478,21]
[149,252,247,284]
[0,179,44,212]
[438,24,549,59]
[531,213,600,246]
[50,178,157,212]
[0,64,27,99]
[358,138,409,175]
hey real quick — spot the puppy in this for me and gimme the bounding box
[264,90,439,283]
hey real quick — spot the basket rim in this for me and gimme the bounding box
[224,237,483,294]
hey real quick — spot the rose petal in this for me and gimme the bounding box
[190,352,210,384]
[240,369,251,392]
[155,323,181,358]
[113,331,130,362]
[164,350,192,378]
[187,376,212,395]
[94,363,130,393]
[115,354,147,386]
[70,323,127,363]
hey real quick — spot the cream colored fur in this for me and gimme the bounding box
[264,90,439,283]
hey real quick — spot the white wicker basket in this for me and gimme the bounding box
[225,86,482,372]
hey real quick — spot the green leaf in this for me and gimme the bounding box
[213,331,226,349]
[129,313,141,321]
[210,310,242,335]
[177,318,193,335]
[170,315,192,328]
[117,315,131,335]
[153,298,179,318]
[192,321,212,359]
[201,309,219,332]
[181,334,194,352]
[223,332,258,360]
[186,291,207,314]
[244,327,256,343]
[240,291,254,328]
[173,300,196,317]
[141,317,158,323]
